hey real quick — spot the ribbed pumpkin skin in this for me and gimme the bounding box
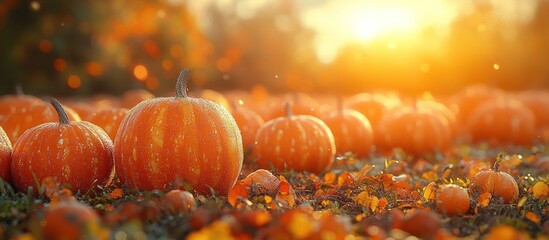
[435,184,470,216]
[254,115,335,174]
[231,104,264,151]
[11,121,114,193]
[467,99,536,146]
[0,126,12,183]
[470,169,518,203]
[86,108,129,141]
[1,102,81,143]
[377,106,452,155]
[322,109,373,157]
[0,94,42,118]
[114,97,243,195]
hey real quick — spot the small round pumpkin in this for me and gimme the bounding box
[63,101,95,120]
[241,169,280,193]
[161,189,195,214]
[449,84,505,125]
[254,103,335,174]
[321,99,374,158]
[121,89,155,109]
[345,93,400,128]
[190,89,231,111]
[0,87,42,120]
[435,184,470,216]
[230,102,265,152]
[0,126,12,183]
[11,99,114,194]
[397,208,442,239]
[466,98,536,146]
[42,201,101,240]
[86,107,129,141]
[114,69,243,195]
[1,100,81,143]
[377,104,452,155]
[516,90,549,129]
[470,158,519,204]
[266,92,321,120]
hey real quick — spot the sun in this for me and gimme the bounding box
[302,0,456,63]
[347,4,418,41]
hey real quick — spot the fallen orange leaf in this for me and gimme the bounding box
[108,188,123,200]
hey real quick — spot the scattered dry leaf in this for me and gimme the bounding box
[525,211,540,224]
[108,188,123,200]
[477,192,492,208]
[423,182,437,201]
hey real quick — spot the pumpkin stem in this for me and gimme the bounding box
[285,102,293,117]
[50,98,71,124]
[494,153,504,172]
[175,69,190,98]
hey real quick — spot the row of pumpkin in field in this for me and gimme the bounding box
[0,70,548,195]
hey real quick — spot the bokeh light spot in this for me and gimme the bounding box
[67,75,81,89]
[145,76,160,90]
[133,65,148,81]
[30,1,40,11]
[162,59,173,70]
[170,45,184,58]
[216,57,232,72]
[86,62,103,76]
[39,39,52,53]
[54,58,67,72]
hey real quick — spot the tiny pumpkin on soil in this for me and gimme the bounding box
[41,200,103,240]
[435,184,470,216]
[470,156,519,204]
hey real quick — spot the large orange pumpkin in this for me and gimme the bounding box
[114,69,243,195]
[11,99,114,194]
[0,126,12,183]
[1,100,81,143]
[321,99,373,157]
[254,103,335,174]
[466,98,536,146]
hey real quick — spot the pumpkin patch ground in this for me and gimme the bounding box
[0,81,548,239]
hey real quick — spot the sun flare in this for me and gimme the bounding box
[346,4,418,41]
[302,0,459,63]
